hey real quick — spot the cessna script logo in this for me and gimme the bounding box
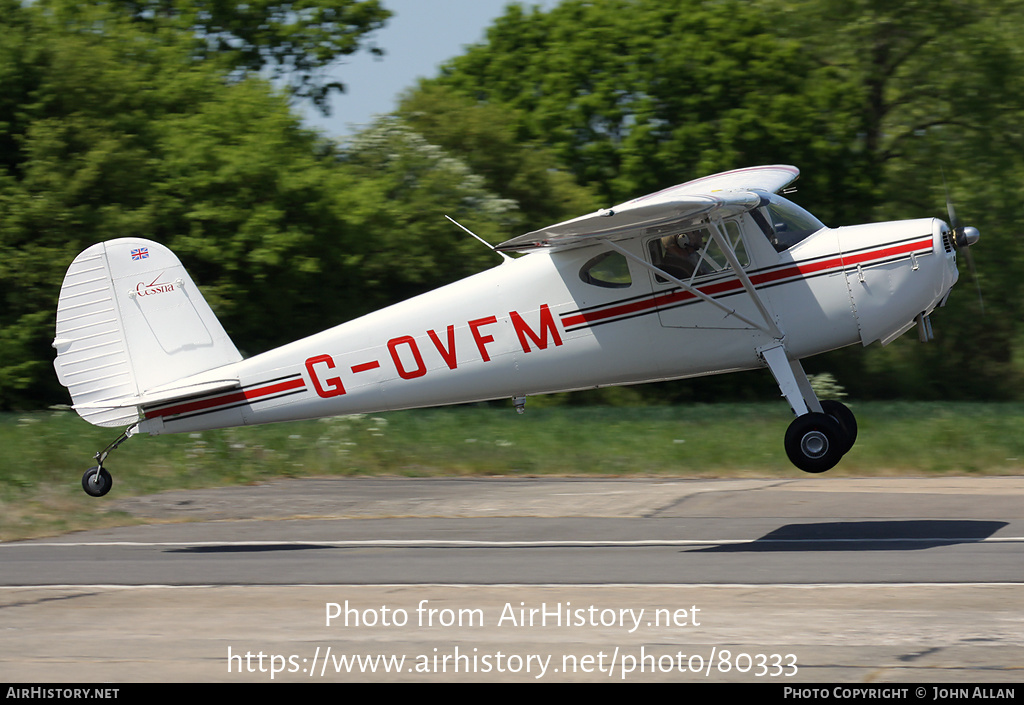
[130,273,176,298]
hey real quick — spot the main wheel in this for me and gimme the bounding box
[820,400,857,455]
[784,413,845,474]
[82,466,113,497]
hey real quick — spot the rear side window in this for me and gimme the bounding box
[580,251,632,288]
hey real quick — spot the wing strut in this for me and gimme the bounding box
[706,219,784,340]
[700,220,826,414]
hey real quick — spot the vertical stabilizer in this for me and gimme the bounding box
[53,238,242,427]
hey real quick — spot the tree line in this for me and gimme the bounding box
[2,0,1023,409]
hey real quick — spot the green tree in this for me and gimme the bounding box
[95,0,391,111]
[397,84,600,233]
[335,115,519,309]
[426,0,862,223]
[0,0,390,407]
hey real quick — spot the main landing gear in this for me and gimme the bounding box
[82,426,136,497]
[783,400,858,474]
[760,344,858,474]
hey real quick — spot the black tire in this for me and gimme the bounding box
[820,400,857,455]
[784,413,845,474]
[82,466,113,497]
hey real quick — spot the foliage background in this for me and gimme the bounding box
[2,0,1023,410]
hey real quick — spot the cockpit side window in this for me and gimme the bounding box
[579,251,632,288]
[703,221,748,270]
[646,221,747,285]
[753,193,826,252]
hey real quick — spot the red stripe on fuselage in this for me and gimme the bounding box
[145,378,306,419]
[561,238,932,328]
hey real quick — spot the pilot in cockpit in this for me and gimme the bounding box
[662,231,705,278]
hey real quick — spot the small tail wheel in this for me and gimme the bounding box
[784,412,845,474]
[820,400,857,455]
[82,466,113,497]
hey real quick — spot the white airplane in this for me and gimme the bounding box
[53,165,978,496]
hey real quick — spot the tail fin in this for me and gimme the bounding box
[53,238,242,427]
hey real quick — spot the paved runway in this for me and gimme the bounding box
[2,477,1023,682]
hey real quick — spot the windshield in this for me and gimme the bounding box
[753,193,826,252]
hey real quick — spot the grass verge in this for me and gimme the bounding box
[2,402,1023,540]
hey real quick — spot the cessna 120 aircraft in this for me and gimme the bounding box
[54,164,979,496]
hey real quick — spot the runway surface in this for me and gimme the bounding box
[3,476,1023,682]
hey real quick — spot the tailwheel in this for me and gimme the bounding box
[82,466,113,497]
[81,425,136,497]
[784,412,845,474]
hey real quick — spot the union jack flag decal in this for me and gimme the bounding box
[131,247,149,261]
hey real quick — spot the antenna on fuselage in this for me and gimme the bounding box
[445,215,511,261]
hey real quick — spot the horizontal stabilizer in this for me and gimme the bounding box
[70,378,241,410]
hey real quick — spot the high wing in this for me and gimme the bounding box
[496,164,799,253]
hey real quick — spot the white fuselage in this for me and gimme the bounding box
[136,213,958,435]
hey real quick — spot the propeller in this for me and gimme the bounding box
[942,173,983,312]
